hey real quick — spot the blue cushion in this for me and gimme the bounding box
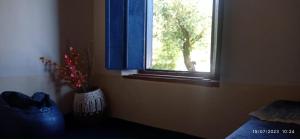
[1,91,34,109]
[0,91,65,137]
[250,100,300,125]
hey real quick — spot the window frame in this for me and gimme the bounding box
[124,0,223,87]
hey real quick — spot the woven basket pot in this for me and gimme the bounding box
[73,88,105,116]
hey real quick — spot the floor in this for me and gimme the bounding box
[63,116,202,139]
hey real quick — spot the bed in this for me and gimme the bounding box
[226,100,300,139]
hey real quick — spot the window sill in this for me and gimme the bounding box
[123,72,220,87]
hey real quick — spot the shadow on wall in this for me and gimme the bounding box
[56,0,94,113]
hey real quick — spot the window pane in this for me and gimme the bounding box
[149,0,213,72]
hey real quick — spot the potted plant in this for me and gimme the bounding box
[40,46,105,117]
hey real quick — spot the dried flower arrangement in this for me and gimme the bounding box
[40,46,91,92]
[40,44,106,116]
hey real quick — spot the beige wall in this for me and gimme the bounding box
[93,0,300,138]
[58,0,94,53]
[57,0,94,112]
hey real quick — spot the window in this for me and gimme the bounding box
[148,0,213,72]
[105,0,223,86]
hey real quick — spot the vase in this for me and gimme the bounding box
[73,88,106,116]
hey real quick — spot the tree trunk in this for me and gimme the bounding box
[177,21,196,71]
[182,40,195,71]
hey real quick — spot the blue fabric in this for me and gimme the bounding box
[32,92,51,108]
[105,0,146,70]
[1,91,34,109]
[250,100,300,125]
[226,117,300,139]
[0,91,65,137]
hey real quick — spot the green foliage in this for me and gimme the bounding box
[152,42,180,70]
[151,0,211,71]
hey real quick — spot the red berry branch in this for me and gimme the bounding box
[40,47,87,90]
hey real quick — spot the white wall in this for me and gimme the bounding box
[0,0,60,105]
[0,0,94,113]
[93,0,300,138]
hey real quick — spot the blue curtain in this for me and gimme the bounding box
[105,0,146,70]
